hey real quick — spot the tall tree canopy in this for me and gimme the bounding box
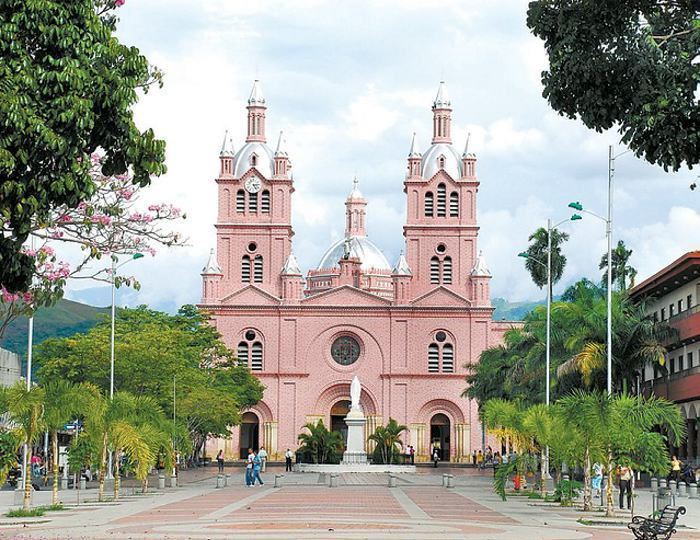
[523,227,569,292]
[527,0,700,172]
[599,240,638,291]
[0,0,166,293]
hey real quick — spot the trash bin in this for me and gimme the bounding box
[657,487,672,509]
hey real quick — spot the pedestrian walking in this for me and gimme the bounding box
[258,446,268,472]
[216,449,225,473]
[472,450,477,466]
[285,448,293,472]
[476,450,484,469]
[619,465,633,510]
[670,455,681,482]
[409,445,415,464]
[245,448,255,487]
[432,448,440,468]
[404,445,411,464]
[253,451,264,486]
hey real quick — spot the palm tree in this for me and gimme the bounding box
[523,227,569,295]
[2,381,46,510]
[297,420,344,464]
[600,240,638,291]
[558,390,684,517]
[43,381,85,506]
[368,418,406,464]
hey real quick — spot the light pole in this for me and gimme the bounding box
[518,213,580,479]
[106,252,143,479]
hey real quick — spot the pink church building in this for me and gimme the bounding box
[200,80,512,462]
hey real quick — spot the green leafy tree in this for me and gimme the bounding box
[523,227,569,295]
[0,429,21,487]
[0,0,166,293]
[527,1,700,172]
[600,240,638,291]
[297,420,344,464]
[368,418,406,464]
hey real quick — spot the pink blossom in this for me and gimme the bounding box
[91,153,102,165]
[58,214,72,223]
[146,247,157,256]
[115,0,126,6]
[22,292,33,303]
[1,288,19,303]
[40,246,55,256]
[23,248,37,258]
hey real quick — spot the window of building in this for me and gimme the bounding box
[679,355,684,371]
[442,343,454,373]
[443,256,452,284]
[654,364,660,379]
[449,192,459,217]
[428,344,440,372]
[430,257,440,284]
[251,342,263,371]
[249,191,258,212]
[241,255,251,283]
[261,190,270,213]
[238,330,263,371]
[237,342,249,366]
[436,183,446,217]
[438,155,446,169]
[688,294,693,310]
[236,190,245,213]
[661,308,666,321]
[653,311,659,323]
[678,299,683,313]
[669,304,675,317]
[253,255,263,283]
[670,357,675,374]
[424,192,434,217]
[689,352,694,369]
[250,153,258,167]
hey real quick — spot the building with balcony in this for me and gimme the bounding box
[631,251,700,462]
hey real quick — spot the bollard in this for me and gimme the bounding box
[660,478,668,488]
[80,477,86,491]
[158,474,165,490]
[329,473,339,488]
[689,483,697,499]
[170,474,177,488]
[225,473,231,487]
[388,473,397,488]
[650,478,658,492]
[442,473,448,487]
[61,477,68,490]
[274,474,284,488]
[13,486,27,506]
[562,474,570,483]
[678,481,687,497]
[216,473,224,489]
[669,480,677,495]
[446,474,455,488]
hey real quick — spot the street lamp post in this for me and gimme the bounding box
[568,145,628,396]
[106,252,143,480]
[519,213,580,480]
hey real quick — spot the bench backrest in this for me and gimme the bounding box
[655,506,685,531]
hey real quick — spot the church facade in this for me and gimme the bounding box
[200,81,511,462]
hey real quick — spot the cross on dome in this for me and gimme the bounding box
[248,79,266,106]
[433,80,451,109]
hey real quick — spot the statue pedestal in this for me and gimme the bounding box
[342,409,367,464]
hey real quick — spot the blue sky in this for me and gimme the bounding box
[65,0,699,311]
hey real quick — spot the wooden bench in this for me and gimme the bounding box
[628,505,686,540]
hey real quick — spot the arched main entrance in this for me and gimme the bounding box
[239,412,259,459]
[330,400,350,447]
[430,413,450,461]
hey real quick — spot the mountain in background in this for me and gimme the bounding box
[0,299,109,358]
[1,296,545,359]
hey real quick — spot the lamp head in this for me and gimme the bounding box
[568,201,583,211]
[132,253,145,260]
[517,252,528,258]
[571,214,583,221]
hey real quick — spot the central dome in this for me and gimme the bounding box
[317,236,391,272]
[421,143,462,180]
[233,142,275,178]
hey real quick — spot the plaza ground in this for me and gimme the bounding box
[1,467,700,539]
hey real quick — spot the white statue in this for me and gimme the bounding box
[350,376,361,411]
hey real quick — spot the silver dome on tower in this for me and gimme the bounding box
[317,236,391,272]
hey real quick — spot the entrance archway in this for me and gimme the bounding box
[330,400,350,448]
[239,412,259,459]
[430,413,450,462]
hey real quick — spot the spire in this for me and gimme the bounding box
[281,252,302,275]
[433,81,451,109]
[246,80,267,143]
[392,251,412,276]
[275,130,287,156]
[462,132,471,157]
[220,130,235,157]
[408,132,421,158]
[471,250,491,277]
[431,81,452,144]
[202,248,222,274]
[348,175,363,199]
[248,79,266,106]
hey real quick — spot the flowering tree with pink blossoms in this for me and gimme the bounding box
[0,154,186,337]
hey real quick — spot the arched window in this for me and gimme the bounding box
[443,256,452,284]
[442,344,454,373]
[428,343,440,373]
[250,153,258,167]
[253,255,263,283]
[436,183,446,217]
[424,191,434,217]
[236,190,245,213]
[430,257,440,284]
[251,342,263,371]
[261,190,270,213]
[438,155,446,169]
[450,192,459,217]
[241,255,251,283]
[237,342,249,366]
[249,191,258,212]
